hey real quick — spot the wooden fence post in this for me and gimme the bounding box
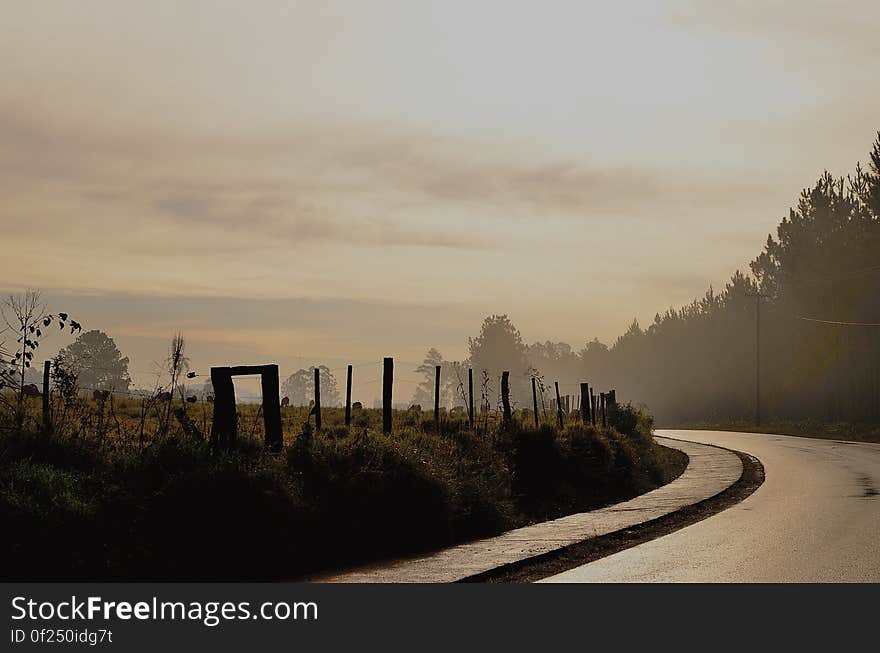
[313,366,322,431]
[531,376,539,428]
[262,364,283,451]
[501,371,512,424]
[590,387,596,426]
[580,382,589,424]
[609,389,616,406]
[554,381,563,429]
[468,367,474,429]
[210,367,237,449]
[600,392,607,428]
[383,357,393,433]
[345,364,352,429]
[434,365,441,432]
[42,360,51,433]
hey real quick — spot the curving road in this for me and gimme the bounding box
[542,430,880,583]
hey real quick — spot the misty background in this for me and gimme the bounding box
[3,2,879,421]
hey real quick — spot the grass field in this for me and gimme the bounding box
[1,393,685,580]
[3,391,516,449]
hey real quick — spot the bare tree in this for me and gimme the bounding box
[528,366,548,420]
[160,333,190,436]
[1,290,81,427]
[451,362,469,409]
[480,369,494,434]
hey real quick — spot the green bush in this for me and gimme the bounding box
[0,460,107,578]
[289,430,452,557]
[287,424,515,566]
[500,423,564,504]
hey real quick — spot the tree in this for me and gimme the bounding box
[282,365,340,406]
[410,349,466,408]
[282,369,311,406]
[1,290,81,398]
[855,131,880,220]
[468,315,530,404]
[411,348,444,406]
[58,330,131,392]
[750,169,877,310]
[614,318,644,350]
[578,338,609,358]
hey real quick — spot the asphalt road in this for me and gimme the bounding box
[542,430,880,582]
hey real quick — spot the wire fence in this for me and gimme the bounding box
[8,354,604,417]
[3,356,619,459]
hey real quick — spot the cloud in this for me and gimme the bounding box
[670,1,880,60]
[148,186,484,251]
[0,103,505,250]
[0,99,780,245]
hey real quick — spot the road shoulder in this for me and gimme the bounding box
[311,436,751,583]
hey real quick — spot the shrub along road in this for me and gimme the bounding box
[543,430,880,582]
[312,437,742,582]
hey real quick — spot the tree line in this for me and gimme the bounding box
[415,133,880,425]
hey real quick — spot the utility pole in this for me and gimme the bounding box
[746,290,767,427]
[754,291,776,426]
[756,293,761,427]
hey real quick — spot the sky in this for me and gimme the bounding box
[2,1,879,397]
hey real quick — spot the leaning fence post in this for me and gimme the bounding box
[580,382,589,424]
[554,381,563,429]
[501,371,512,424]
[468,367,475,429]
[345,364,352,429]
[531,376,539,428]
[434,365,441,433]
[42,360,52,433]
[313,367,322,431]
[383,357,393,433]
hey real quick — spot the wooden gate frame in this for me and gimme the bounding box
[210,364,283,452]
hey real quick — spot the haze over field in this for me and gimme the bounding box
[3,1,879,389]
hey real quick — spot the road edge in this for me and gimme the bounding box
[460,439,764,583]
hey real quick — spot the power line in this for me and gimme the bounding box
[798,316,880,327]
